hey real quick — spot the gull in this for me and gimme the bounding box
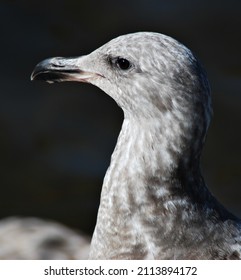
[0,217,90,259]
[31,32,241,259]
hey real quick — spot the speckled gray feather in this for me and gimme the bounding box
[31,32,241,259]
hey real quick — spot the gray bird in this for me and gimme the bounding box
[0,217,90,259]
[31,32,241,259]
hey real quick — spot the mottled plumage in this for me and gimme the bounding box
[0,217,90,259]
[31,32,241,259]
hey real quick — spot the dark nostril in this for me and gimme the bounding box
[51,63,65,68]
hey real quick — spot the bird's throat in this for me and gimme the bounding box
[89,118,204,259]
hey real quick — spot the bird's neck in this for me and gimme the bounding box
[103,117,204,195]
[89,117,211,259]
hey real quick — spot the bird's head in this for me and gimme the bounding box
[31,32,212,147]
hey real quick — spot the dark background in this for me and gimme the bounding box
[0,0,240,236]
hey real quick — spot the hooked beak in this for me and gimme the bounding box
[31,56,102,84]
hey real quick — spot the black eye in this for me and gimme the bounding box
[116,57,131,70]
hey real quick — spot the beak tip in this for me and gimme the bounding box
[30,72,35,81]
[30,61,45,82]
[30,59,59,83]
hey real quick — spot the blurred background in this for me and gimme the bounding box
[0,0,240,256]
